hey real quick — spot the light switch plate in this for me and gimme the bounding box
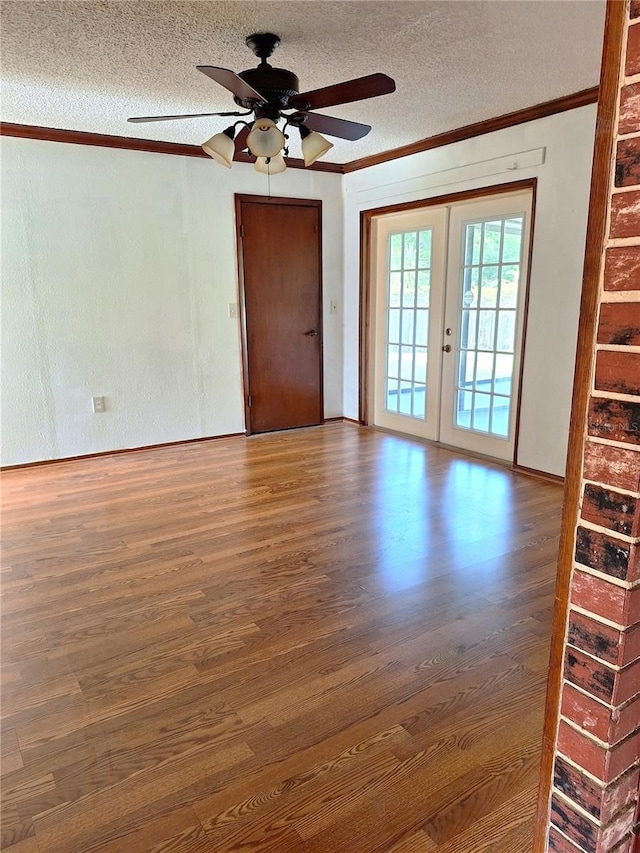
[228,303,238,319]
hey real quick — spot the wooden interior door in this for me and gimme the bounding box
[236,195,323,434]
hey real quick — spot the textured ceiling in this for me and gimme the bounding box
[1,0,606,165]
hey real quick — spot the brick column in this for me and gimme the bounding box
[545,3,640,852]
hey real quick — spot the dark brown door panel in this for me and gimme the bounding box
[236,196,323,434]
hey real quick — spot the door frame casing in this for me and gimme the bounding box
[359,177,537,466]
[235,194,324,436]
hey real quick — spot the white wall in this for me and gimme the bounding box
[1,137,343,465]
[342,106,597,476]
[2,108,596,473]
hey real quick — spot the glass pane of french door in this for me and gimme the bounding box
[385,229,432,419]
[456,215,523,437]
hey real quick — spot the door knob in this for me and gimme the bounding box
[304,329,318,337]
[442,344,451,352]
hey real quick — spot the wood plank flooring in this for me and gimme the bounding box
[0,424,563,853]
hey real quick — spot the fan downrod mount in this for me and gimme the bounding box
[245,33,281,63]
[236,33,298,111]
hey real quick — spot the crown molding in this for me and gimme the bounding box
[342,86,599,173]
[1,87,598,177]
[0,123,345,174]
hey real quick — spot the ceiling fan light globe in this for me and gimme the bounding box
[247,118,286,158]
[301,131,333,167]
[255,154,287,175]
[201,130,235,167]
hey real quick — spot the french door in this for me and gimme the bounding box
[371,207,448,440]
[369,189,532,462]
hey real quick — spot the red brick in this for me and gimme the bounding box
[610,191,640,239]
[631,547,640,585]
[627,21,640,76]
[561,683,640,744]
[616,139,640,189]
[569,610,625,665]
[571,570,640,627]
[604,245,640,292]
[551,792,598,849]
[603,767,640,825]
[565,646,616,702]
[588,398,640,446]
[568,612,640,667]
[555,756,603,820]
[565,648,640,706]
[575,527,634,580]
[567,612,640,667]
[631,1,640,20]
[625,621,640,664]
[555,758,640,823]
[603,807,638,851]
[581,485,639,537]
[549,825,586,852]
[597,303,640,347]
[550,795,635,852]
[610,835,634,853]
[619,84,640,136]
[618,659,640,704]
[595,351,640,399]
[557,720,640,782]
[583,443,640,493]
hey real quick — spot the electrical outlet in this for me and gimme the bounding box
[92,396,105,413]
[228,303,238,319]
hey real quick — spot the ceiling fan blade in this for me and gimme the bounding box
[292,111,371,141]
[197,66,267,103]
[234,124,251,153]
[127,111,244,123]
[289,73,395,111]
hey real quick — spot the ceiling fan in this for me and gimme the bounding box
[128,33,395,171]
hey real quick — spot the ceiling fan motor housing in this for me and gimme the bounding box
[235,67,300,110]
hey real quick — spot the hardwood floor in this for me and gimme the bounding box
[0,424,563,853]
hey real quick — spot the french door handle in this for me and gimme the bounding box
[304,329,318,337]
[442,344,452,352]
